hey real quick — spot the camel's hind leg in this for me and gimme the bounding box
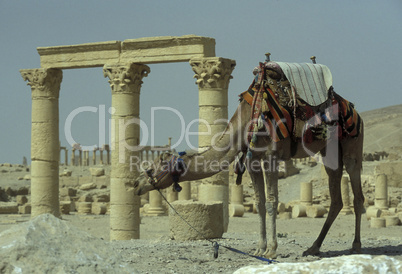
[303,144,344,256]
[345,161,364,253]
[343,129,364,253]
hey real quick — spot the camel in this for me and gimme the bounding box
[133,61,364,259]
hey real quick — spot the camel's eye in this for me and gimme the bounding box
[146,169,154,177]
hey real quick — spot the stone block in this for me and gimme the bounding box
[77,202,92,215]
[277,202,286,213]
[292,204,307,218]
[169,201,223,240]
[16,187,29,196]
[92,202,107,215]
[93,194,110,203]
[229,204,244,217]
[92,175,110,188]
[370,217,385,228]
[60,187,76,197]
[80,183,97,191]
[243,201,254,212]
[60,201,71,214]
[90,168,105,177]
[78,195,93,202]
[0,202,18,214]
[278,212,292,219]
[366,206,382,220]
[18,204,31,214]
[16,195,28,205]
[60,170,72,177]
[385,216,400,227]
[307,205,327,218]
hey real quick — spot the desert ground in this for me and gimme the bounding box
[0,104,401,273]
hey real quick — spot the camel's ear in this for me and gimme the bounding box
[159,152,172,163]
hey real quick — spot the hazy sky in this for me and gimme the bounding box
[0,0,401,164]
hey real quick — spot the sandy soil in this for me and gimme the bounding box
[0,209,401,273]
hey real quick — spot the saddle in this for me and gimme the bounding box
[240,61,362,146]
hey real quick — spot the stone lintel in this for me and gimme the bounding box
[37,35,216,69]
[120,35,215,64]
[38,41,121,69]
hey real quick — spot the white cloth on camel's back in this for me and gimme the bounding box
[275,62,333,106]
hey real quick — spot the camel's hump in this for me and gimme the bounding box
[272,62,333,106]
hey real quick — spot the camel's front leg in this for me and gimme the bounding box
[263,155,279,259]
[248,168,267,257]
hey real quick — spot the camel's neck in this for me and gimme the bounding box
[181,100,250,181]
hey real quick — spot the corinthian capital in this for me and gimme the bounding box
[190,57,236,89]
[103,63,150,93]
[20,68,63,98]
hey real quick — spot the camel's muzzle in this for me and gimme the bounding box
[144,154,186,192]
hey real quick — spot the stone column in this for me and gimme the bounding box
[104,63,150,240]
[64,148,68,166]
[300,182,313,206]
[167,188,178,203]
[99,148,104,165]
[375,174,388,210]
[104,144,110,165]
[190,57,236,232]
[60,147,68,166]
[71,149,76,166]
[147,190,166,216]
[20,68,62,217]
[83,150,89,166]
[92,148,97,165]
[229,184,245,217]
[340,175,353,215]
[78,149,82,166]
[178,181,191,200]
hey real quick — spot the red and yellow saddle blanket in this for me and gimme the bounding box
[240,63,362,143]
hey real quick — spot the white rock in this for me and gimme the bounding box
[234,255,402,274]
[0,214,133,273]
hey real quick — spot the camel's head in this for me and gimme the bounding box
[134,152,186,196]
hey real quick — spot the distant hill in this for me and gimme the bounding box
[360,104,402,154]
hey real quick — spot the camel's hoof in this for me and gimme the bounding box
[263,250,277,259]
[350,247,362,254]
[302,247,320,257]
[254,249,264,257]
[351,242,361,254]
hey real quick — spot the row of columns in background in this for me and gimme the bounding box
[20,57,235,240]
[59,141,171,166]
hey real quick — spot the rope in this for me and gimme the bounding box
[157,189,278,264]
